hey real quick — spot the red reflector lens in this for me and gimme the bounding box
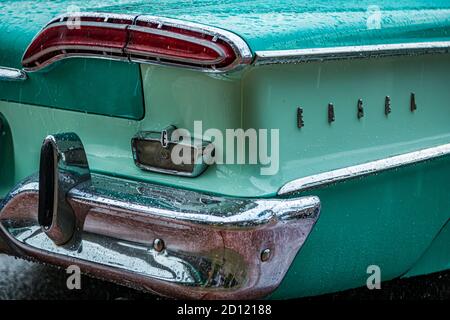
[22,13,252,72]
[22,25,128,68]
[127,28,229,64]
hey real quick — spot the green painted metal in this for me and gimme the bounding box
[242,54,450,194]
[402,220,450,278]
[1,0,448,120]
[1,0,450,66]
[0,65,245,197]
[270,155,450,299]
[1,56,449,298]
[0,1,145,120]
[0,59,144,119]
[106,0,450,51]
[1,54,450,198]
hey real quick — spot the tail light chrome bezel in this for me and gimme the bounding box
[21,12,253,73]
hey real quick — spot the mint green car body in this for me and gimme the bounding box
[0,0,449,298]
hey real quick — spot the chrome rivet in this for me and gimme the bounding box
[261,248,271,262]
[153,238,165,252]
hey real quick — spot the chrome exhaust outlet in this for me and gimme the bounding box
[38,133,90,245]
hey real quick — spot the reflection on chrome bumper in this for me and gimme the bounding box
[0,173,320,299]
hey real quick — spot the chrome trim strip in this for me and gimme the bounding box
[0,67,27,81]
[28,54,129,72]
[44,20,130,30]
[278,143,450,195]
[46,12,136,26]
[70,174,320,227]
[254,41,450,65]
[22,45,125,66]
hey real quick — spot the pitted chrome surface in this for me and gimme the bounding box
[9,226,200,285]
[0,172,320,298]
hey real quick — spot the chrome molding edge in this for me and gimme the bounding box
[278,143,450,195]
[0,132,320,299]
[254,41,450,66]
[0,67,27,81]
[22,12,253,73]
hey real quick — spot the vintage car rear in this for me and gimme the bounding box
[0,0,449,299]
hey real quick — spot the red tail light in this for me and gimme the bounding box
[22,13,252,72]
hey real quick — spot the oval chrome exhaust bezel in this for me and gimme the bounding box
[38,133,91,245]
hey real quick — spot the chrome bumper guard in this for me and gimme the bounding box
[0,133,320,299]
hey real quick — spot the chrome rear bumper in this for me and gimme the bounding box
[0,133,320,299]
